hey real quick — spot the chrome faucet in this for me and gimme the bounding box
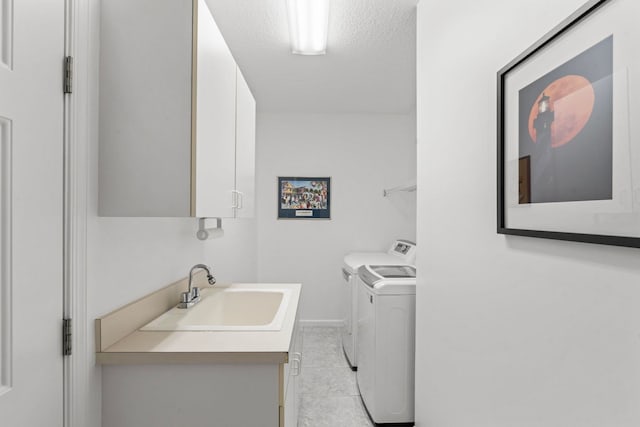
[178,264,216,309]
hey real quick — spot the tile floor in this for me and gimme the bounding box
[297,326,373,427]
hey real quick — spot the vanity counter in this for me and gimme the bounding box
[95,279,301,365]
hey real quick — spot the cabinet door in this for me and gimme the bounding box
[283,364,296,426]
[280,318,301,426]
[99,0,193,217]
[283,320,301,426]
[193,0,237,218]
[234,68,256,218]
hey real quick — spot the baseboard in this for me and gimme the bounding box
[298,319,345,328]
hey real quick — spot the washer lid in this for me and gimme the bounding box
[369,265,416,279]
[358,265,416,295]
[343,252,409,273]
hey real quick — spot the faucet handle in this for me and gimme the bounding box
[180,292,190,304]
[192,287,200,299]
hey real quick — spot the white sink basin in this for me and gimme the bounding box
[141,288,292,332]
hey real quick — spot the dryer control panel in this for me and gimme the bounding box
[387,240,417,264]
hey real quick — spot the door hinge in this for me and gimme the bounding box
[63,318,72,356]
[63,56,73,94]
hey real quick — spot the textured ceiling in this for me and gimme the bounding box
[205,0,418,113]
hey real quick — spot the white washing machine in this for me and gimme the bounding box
[341,240,416,370]
[356,264,416,426]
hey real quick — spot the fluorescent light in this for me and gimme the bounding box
[286,0,329,55]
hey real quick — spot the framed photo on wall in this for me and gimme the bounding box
[278,177,331,219]
[497,0,640,248]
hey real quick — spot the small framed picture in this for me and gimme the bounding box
[278,177,331,219]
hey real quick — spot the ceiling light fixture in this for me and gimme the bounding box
[286,0,329,55]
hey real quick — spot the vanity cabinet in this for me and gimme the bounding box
[101,342,301,427]
[99,0,256,218]
[97,280,302,427]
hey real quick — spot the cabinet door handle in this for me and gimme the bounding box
[237,191,244,209]
[292,352,302,376]
[231,190,238,208]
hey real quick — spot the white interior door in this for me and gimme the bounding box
[0,0,65,426]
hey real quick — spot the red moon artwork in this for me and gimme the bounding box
[527,75,595,148]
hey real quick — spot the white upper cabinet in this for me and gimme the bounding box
[99,0,256,218]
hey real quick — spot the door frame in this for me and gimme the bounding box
[63,0,91,426]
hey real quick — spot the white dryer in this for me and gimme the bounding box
[356,264,416,426]
[341,240,416,369]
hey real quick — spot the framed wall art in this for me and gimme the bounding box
[497,0,640,248]
[278,177,331,219]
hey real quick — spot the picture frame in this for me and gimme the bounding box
[497,0,640,248]
[277,177,331,219]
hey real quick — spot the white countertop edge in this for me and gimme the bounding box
[96,282,301,365]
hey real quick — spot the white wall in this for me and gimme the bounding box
[256,113,417,322]
[415,1,640,426]
[88,220,257,316]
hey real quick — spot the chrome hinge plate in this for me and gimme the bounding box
[63,318,72,356]
[63,56,73,94]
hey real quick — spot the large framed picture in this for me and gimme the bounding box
[497,0,640,248]
[278,177,331,219]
